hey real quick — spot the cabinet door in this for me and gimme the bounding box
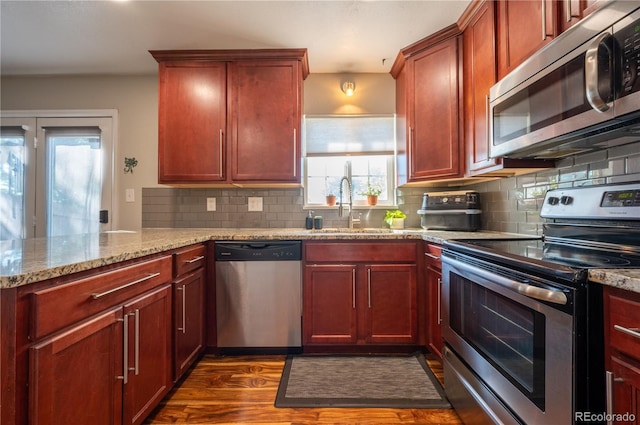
[608,356,640,424]
[29,307,124,425]
[158,61,227,183]
[230,60,301,182]
[173,269,205,381]
[123,285,172,425]
[365,264,417,344]
[303,265,357,344]
[497,0,557,79]
[464,1,500,174]
[426,262,443,360]
[408,37,462,181]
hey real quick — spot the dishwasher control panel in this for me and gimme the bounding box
[214,241,302,261]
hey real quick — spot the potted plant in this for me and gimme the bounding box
[359,184,382,206]
[326,193,337,206]
[384,209,407,229]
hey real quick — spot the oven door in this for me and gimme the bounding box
[442,253,574,425]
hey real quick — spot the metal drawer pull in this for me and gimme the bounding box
[425,253,440,261]
[185,255,205,264]
[614,324,640,340]
[91,272,161,299]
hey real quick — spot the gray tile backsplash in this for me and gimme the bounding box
[142,142,640,234]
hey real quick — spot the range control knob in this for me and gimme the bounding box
[547,196,560,205]
[560,196,574,205]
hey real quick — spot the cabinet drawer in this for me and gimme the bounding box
[305,242,417,263]
[424,243,442,264]
[607,290,640,361]
[31,255,172,340]
[174,244,206,277]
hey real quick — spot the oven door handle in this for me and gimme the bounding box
[449,258,568,305]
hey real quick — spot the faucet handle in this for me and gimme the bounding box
[351,213,362,228]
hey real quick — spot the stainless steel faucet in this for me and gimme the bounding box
[338,176,360,228]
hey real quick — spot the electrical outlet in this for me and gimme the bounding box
[206,197,216,211]
[125,188,135,203]
[247,197,263,212]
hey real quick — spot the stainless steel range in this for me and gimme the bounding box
[441,183,640,424]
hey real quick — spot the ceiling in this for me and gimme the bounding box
[0,0,471,76]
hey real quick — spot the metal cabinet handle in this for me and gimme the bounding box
[585,32,613,112]
[614,324,640,340]
[485,94,490,150]
[185,255,205,264]
[425,253,441,261]
[352,268,356,309]
[541,0,546,41]
[219,129,224,178]
[177,284,186,334]
[132,309,140,376]
[367,268,372,309]
[91,273,160,299]
[437,277,442,324]
[119,314,129,384]
[605,370,625,425]
[293,128,297,177]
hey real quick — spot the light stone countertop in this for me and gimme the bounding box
[1,227,638,294]
[0,227,524,289]
[589,269,640,295]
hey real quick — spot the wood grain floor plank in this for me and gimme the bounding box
[145,354,462,424]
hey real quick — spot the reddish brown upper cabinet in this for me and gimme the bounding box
[157,61,227,183]
[460,0,554,177]
[496,0,558,79]
[303,241,420,348]
[604,286,640,424]
[391,26,465,184]
[151,49,309,185]
[560,0,606,32]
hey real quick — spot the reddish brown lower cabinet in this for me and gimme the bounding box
[172,245,206,381]
[173,268,205,380]
[303,241,419,347]
[29,307,124,425]
[604,286,640,424]
[30,284,172,425]
[424,243,444,360]
[2,254,174,425]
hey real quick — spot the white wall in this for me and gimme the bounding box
[1,72,396,230]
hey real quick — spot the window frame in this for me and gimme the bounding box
[302,114,397,209]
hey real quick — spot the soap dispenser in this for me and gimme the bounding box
[305,211,314,229]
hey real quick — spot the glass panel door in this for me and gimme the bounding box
[36,117,113,237]
[0,119,36,240]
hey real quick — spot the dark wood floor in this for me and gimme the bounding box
[145,354,462,424]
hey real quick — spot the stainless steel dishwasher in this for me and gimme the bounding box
[215,241,302,351]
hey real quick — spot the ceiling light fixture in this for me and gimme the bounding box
[341,81,356,96]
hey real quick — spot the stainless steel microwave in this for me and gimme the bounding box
[489,2,640,160]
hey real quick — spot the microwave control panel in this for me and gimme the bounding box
[616,13,640,97]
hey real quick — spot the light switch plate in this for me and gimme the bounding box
[247,197,263,212]
[206,197,216,211]
[125,188,135,203]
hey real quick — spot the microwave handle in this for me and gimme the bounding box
[585,32,613,112]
